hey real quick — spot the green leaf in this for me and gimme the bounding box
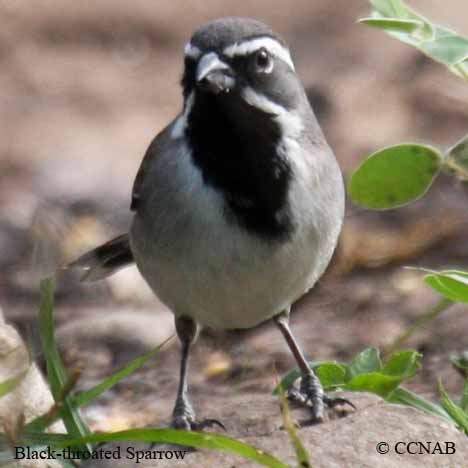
[363,0,468,80]
[38,277,92,452]
[344,372,402,397]
[369,0,406,18]
[438,381,468,434]
[347,347,382,379]
[369,0,393,17]
[273,346,468,432]
[359,18,423,34]
[342,349,422,398]
[388,387,452,422]
[433,24,458,40]
[272,361,348,395]
[348,144,442,209]
[272,360,322,395]
[0,370,27,398]
[445,134,468,180]
[368,0,433,38]
[315,363,347,390]
[18,429,289,468]
[344,350,421,397]
[419,35,468,65]
[382,350,421,378]
[424,270,468,302]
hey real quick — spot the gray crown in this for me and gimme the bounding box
[189,17,285,51]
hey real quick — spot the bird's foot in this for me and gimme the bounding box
[172,400,225,431]
[148,403,226,451]
[172,415,226,431]
[287,374,355,425]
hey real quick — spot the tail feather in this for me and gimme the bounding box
[68,234,134,281]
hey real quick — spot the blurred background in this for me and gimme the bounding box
[1,0,468,430]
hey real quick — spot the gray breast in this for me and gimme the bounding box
[129,133,344,329]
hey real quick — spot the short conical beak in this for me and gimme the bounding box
[196,52,235,94]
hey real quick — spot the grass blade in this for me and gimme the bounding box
[438,380,468,434]
[461,378,468,412]
[277,383,311,468]
[73,334,173,408]
[385,297,453,354]
[27,335,174,432]
[0,432,70,447]
[388,387,452,422]
[38,277,92,452]
[0,371,28,398]
[11,429,289,468]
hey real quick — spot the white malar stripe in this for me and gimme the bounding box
[223,37,295,71]
[184,42,202,59]
[171,92,195,139]
[241,87,303,139]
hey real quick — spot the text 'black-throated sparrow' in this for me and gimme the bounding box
[72,17,354,429]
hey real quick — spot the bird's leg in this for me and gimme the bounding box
[171,316,225,431]
[274,310,355,423]
[171,316,197,429]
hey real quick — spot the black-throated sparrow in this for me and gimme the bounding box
[72,17,353,429]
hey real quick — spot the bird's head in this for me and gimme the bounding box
[177,17,308,139]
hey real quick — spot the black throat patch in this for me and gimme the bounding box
[186,93,294,241]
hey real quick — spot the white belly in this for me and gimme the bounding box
[129,143,344,330]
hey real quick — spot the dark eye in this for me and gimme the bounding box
[254,48,273,73]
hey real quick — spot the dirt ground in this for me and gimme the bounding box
[1,0,468,435]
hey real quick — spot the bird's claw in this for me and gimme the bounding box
[287,375,356,423]
[172,415,226,431]
[192,418,226,431]
[322,394,356,411]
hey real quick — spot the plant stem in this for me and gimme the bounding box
[454,62,468,81]
[385,297,454,355]
[443,158,468,181]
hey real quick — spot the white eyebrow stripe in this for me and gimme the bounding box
[223,37,295,71]
[184,42,202,59]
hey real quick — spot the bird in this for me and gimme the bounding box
[71,17,353,430]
